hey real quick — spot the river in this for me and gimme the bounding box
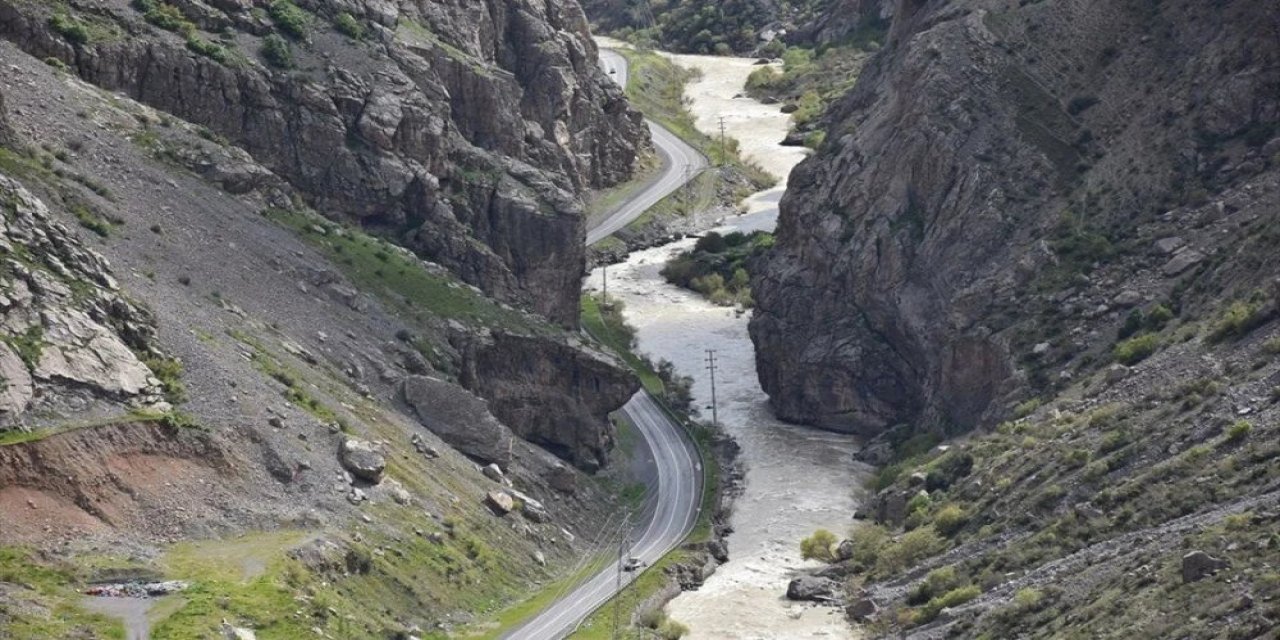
[587,46,868,639]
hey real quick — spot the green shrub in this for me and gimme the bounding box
[657,619,689,640]
[803,130,826,149]
[185,36,228,62]
[48,13,90,45]
[907,491,932,517]
[333,12,364,39]
[918,585,982,623]
[1263,336,1280,355]
[1013,587,1043,610]
[800,529,837,562]
[933,504,968,537]
[875,526,946,576]
[907,566,961,605]
[261,34,293,68]
[1225,420,1253,442]
[637,608,666,629]
[268,0,310,39]
[142,355,187,403]
[1013,398,1042,419]
[1209,300,1271,342]
[1113,333,1160,364]
[135,0,196,36]
[845,524,890,567]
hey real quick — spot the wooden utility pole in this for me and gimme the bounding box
[612,513,632,639]
[602,264,608,303]
[705,349,719,426]
[718,116,728,166]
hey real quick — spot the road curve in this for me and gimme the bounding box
[586,50,707,246]
[501,50,706,640]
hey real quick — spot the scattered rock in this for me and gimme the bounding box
[533,550,546,566]
[1162,249,1206,277]
[221,622,257,640]
[708,539,730,563]
[1182,550,1229,583]
[847,597,878,621]
[1154,237,1186,254]
[835,539,856,561]
[521,502,550,524]
[1113,290,1143,307]
[786,575,838,602]
[481,463,505,483]
[1032,342,1051,356]
[1105,364,1130,384]
[485,491,515,515]
[339,439,386,484]
[546,463,577,494]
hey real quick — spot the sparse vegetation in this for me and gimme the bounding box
[261,34,294,68]
[334,12,365,39]
[268,0,311,40]
[1113,333,1160,364]
[48,13,90,45]
[799,528,837,562]
[1208,298,1272,342]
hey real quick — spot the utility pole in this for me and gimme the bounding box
[602,264,608,304]
[705,349,719,426]
[612,513,632,640]
[682,163,693,207]
[717,116,728,166]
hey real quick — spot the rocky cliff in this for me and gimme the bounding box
[752,0,1280,435]
[0,0,648,326]
[756,1,1280,637]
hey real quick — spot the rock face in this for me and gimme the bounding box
[751,0,1280,435]
[0,177,162,426]
[0,0,648,326]
[458,331,640,471]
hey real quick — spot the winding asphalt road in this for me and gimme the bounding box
[501,50,706,640]
[586,50,707,245]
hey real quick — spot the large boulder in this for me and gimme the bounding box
[485,490,515,515]
[339,439,386,484]
[786,575,838,601]
[1182,551,1229,583]
[401,375,515,465]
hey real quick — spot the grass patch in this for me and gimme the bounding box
[263,207,545,335]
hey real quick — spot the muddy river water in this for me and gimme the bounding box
[588,44,868,639]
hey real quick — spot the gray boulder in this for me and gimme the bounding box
[486,491,515,515]
[339,439,386,484]
[401,375,515,465]
[1182,550,1229,583]
[786,575,838,601]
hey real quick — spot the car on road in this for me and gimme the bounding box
[623,557,643,572]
